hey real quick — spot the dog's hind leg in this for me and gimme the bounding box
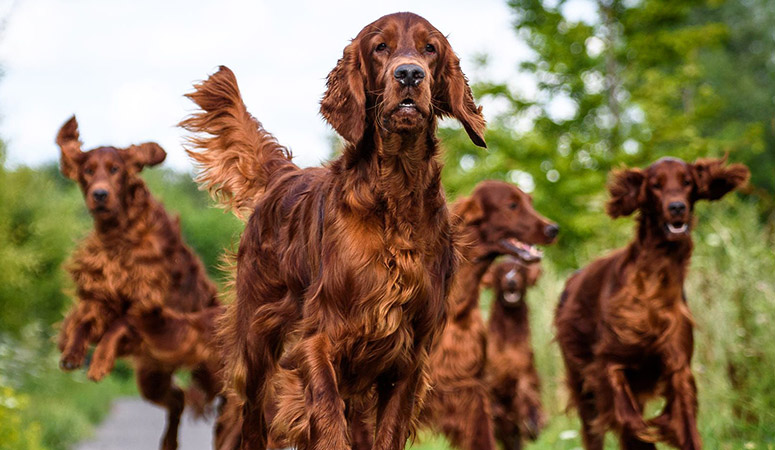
[136,363,184,450]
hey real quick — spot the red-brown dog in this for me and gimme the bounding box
[182,12,486,450]
[555,156,749,449]
[56,116,221,450]
[485,259,545,450]
[419,181,557,450]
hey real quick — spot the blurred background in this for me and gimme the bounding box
[0,0,773,449]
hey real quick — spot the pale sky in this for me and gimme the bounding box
[0,0,541,171]
[0,0,599,171]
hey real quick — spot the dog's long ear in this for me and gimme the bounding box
[120,142,166,173]
[692,156,750,201]
[56,115,84,180]
[320,41,366,145]
[434,46,486,148]
[525,263,542,287]
[606,168,645,218]
[454,194,484,225]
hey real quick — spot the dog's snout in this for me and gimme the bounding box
[668,202,686,217]
[92,189,109,202]
[394,64,425,87]
[544,223,560,240]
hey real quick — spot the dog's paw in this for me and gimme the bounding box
[524,407,546,441]
[59,351,85,371]
[86,360,112,382]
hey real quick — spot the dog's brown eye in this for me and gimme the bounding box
[109,166,118,174]
[683,179,691,186]
[376,43,387,52]
[425,43,436,53]
[652,182,662,189]
[509,202,518,210]
[84,168,94,176]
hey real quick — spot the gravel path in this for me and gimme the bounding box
[75,397,214,450]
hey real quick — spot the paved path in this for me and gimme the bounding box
[76,397,214,450]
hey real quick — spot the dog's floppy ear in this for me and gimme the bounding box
[56,115,84,180]
[692,156,750,201]
[320,40,366,145]
[120,142,166,173]
[454,194,484,225]
[525,263,542,287]
[434,45,486,148]
[606,168,645,218]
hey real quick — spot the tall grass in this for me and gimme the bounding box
[410,198,775,449]
[0,325,136,450]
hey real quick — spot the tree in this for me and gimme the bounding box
[441,0,772,267]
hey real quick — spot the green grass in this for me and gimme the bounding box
[409,199,775,449]
[0,325,136,450]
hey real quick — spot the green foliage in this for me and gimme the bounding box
[442,0,775,268]
[0,157,88,335]
[0,385,44,450]
[0,325,136,450]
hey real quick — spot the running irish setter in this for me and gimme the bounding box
[555,156,749,449]
[419,181,557,450]
[55,116,221,450]
[182,12,486,450]
[485,259,545,450]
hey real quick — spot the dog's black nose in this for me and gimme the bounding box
[92,189,108,202]
[668,202,686,216]
[544,223,560,239]
[394,64,425,87]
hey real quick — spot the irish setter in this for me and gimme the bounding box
[181,12,486,450]
[555,156,749,449]
[419,180,557,450]
[484,258,545,450]
[55,116,221,450]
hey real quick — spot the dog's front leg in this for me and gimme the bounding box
[604,363,657,442]
[87,318,134,381]
[372,364,425,450]
[650,365,702,450]
[302,333,349,450]
[59,302,99,371]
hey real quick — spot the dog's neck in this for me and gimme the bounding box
[489,294,530,344]
[449,252,495,319]
[349,125,443,234]
[374,126,437,187]
[629,212,694,283]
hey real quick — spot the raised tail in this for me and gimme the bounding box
[181,66,296,218]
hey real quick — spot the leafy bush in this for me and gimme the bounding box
[0,325,136,450]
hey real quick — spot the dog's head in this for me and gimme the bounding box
[606,156,750,241]
[455,180,558,263]
[321,12,486,148]
[485,259,541,307]
[56,116,166,220]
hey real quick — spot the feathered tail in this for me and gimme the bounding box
[181,65,296,219]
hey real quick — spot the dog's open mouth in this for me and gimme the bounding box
[499,238,543,263]
[503,291,523,304]
[398,98,416,109]
[666,221,689,235]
